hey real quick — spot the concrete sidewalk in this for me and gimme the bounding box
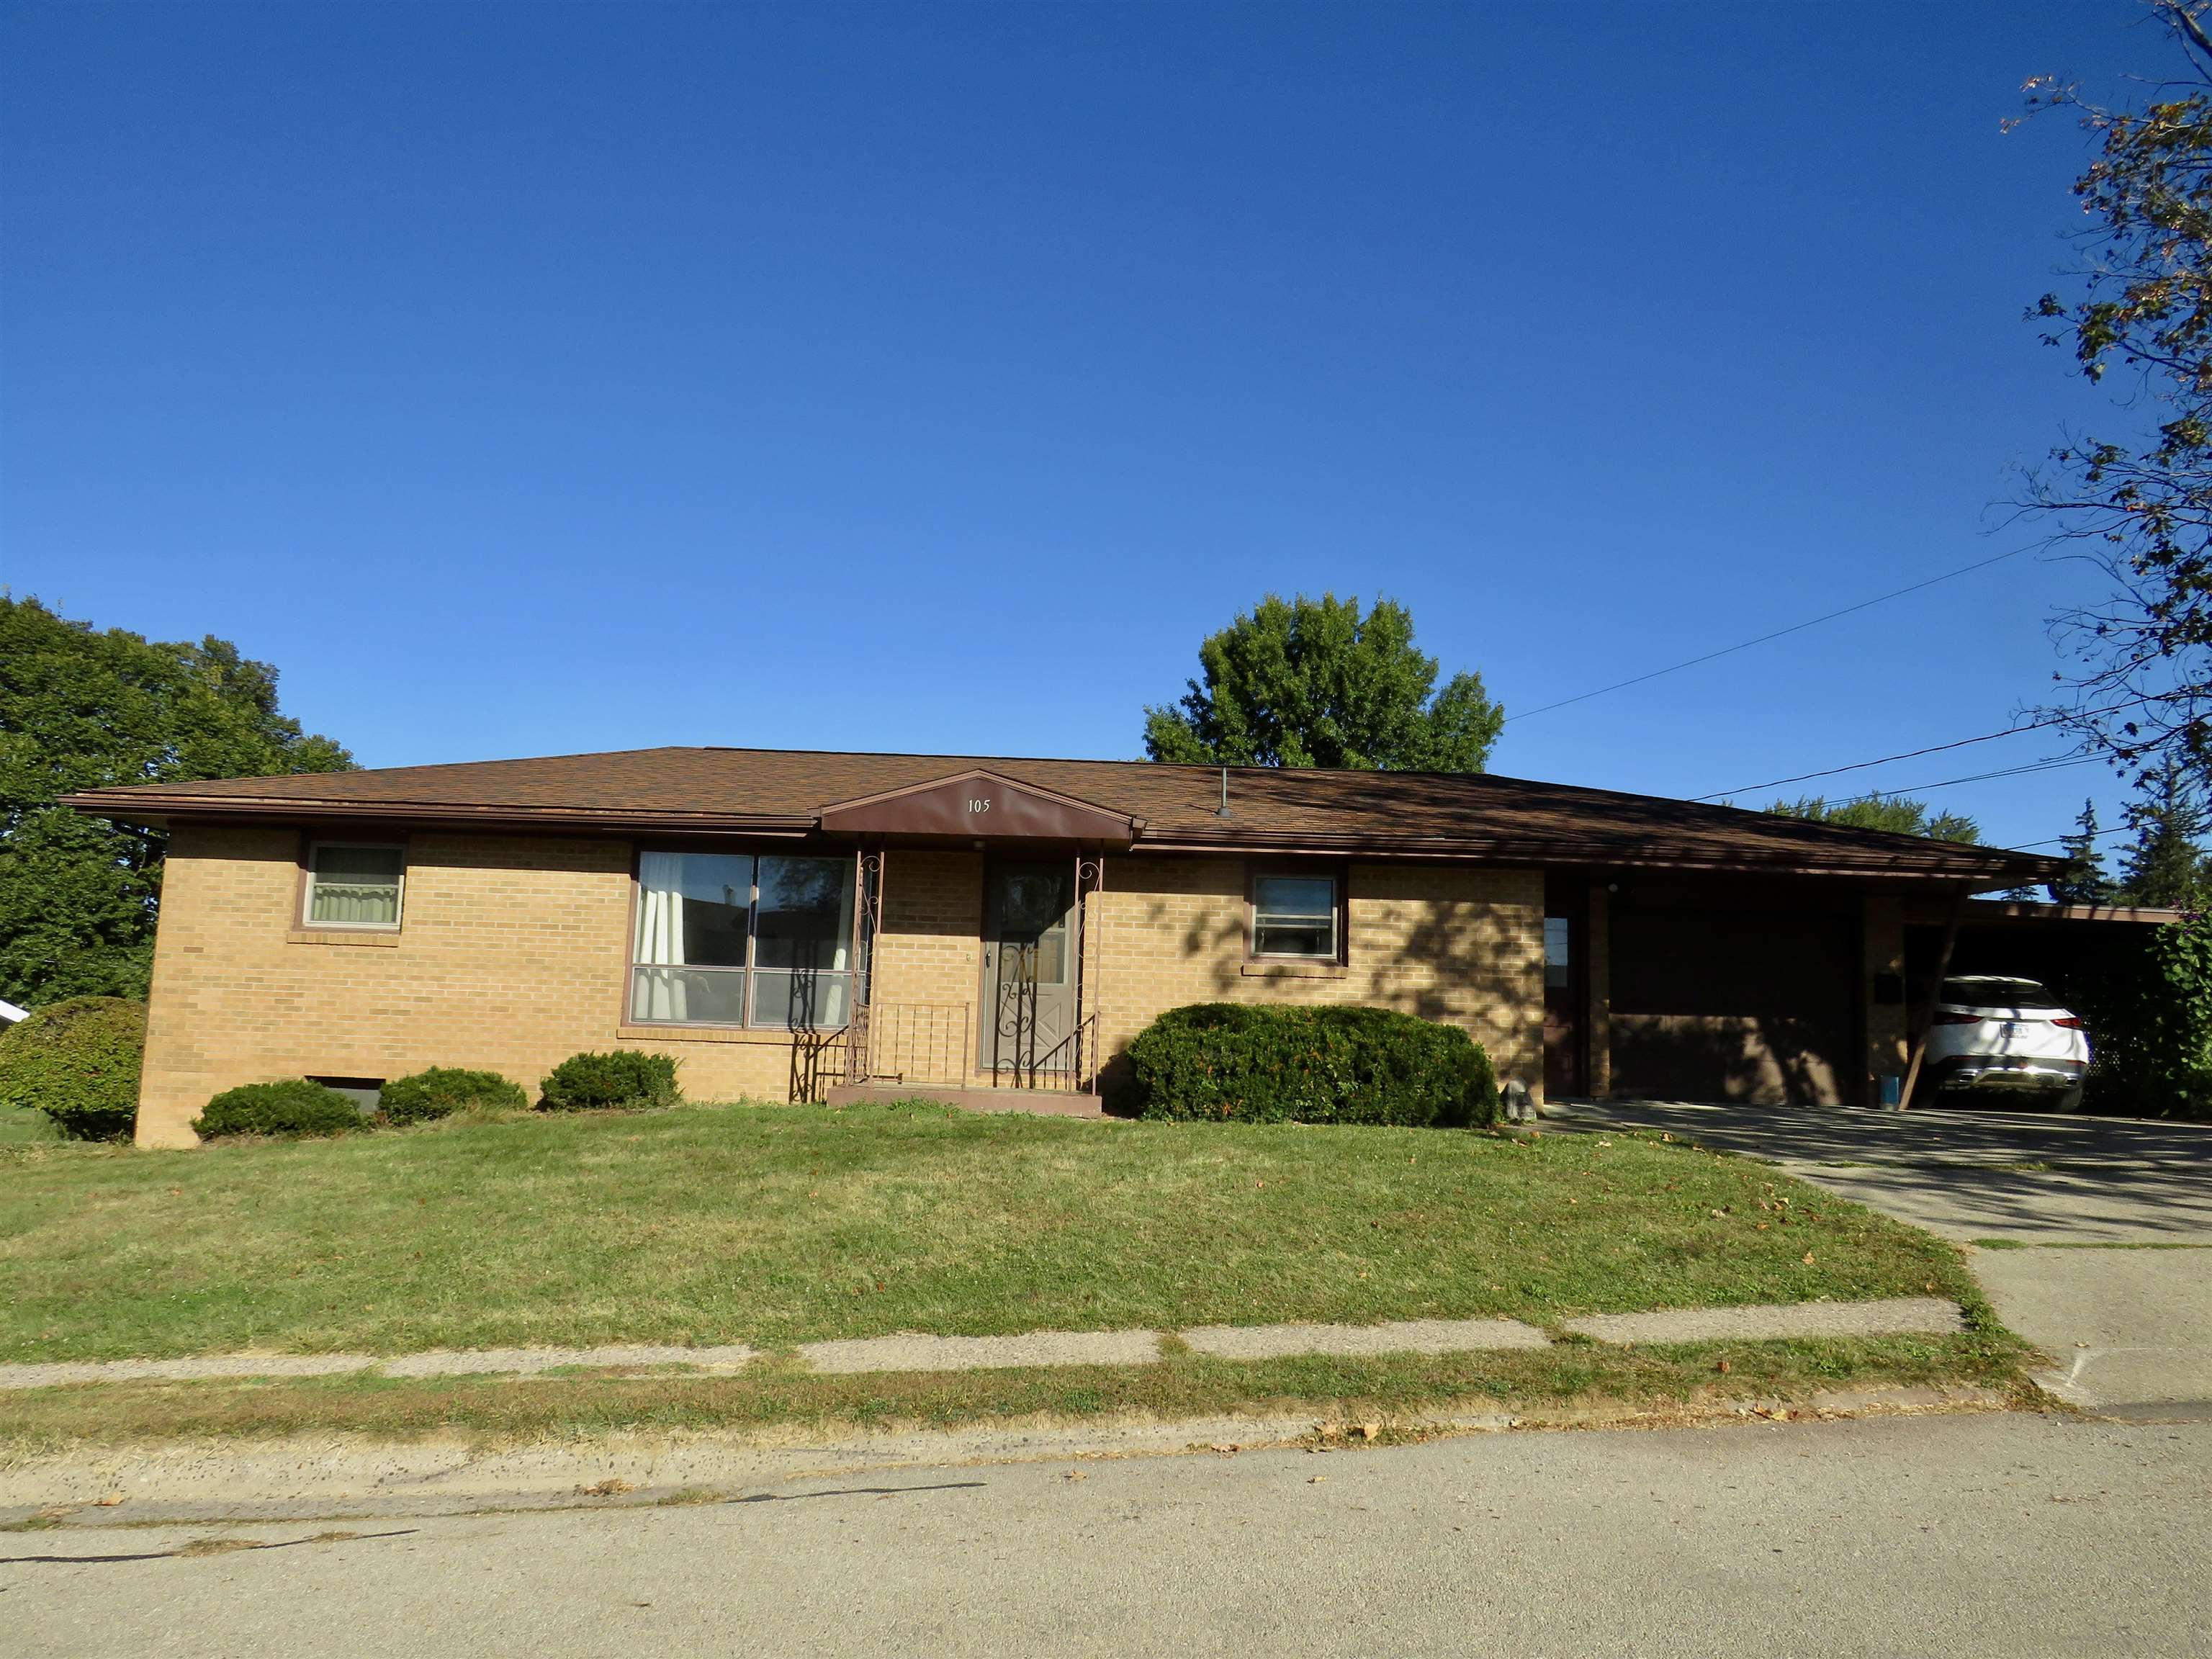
[0,1298,1966,1390]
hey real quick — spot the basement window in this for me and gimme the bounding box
[305,1076,382,1114]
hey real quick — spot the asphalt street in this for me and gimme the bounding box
[7,1411,2207,1658]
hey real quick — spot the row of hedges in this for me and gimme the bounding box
[0,1003,684,1141]
[194,1051,682,1138]
[5,993,1498,1141]
[1116,1003,1499,1128]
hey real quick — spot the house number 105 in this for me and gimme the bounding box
[969,798,992,813]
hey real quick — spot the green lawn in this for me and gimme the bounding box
[0,1100,1984,1364]
[0,1097,59,1149]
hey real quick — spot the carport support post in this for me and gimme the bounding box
[1899,896,1964,1110]
[1584,881,1611,1098]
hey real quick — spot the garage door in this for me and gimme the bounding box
[1609,900,1856,1105]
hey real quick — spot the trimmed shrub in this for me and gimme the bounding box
[1119,1002,1499,1128]
[378,1066,529,1124]
[538,1049,680,1112]
[0,997,146,1142]
[194,1079,366,1139]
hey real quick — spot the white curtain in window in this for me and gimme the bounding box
[635,852,688,1020]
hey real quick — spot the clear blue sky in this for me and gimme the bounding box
[0,1,2174,853]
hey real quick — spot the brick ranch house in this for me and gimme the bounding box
[64,747,2058,1147]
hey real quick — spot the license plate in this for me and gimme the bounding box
[2002,1022,2024,1038]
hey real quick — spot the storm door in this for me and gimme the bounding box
[978,860,1076,1082]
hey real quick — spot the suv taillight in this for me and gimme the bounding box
[2053,1016,2085,1030]
[1931,1010,1979,1025]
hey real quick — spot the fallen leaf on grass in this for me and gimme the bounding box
[577,1478,636,1498]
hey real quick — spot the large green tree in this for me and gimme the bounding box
[1143,594,1503,771]
[1764,794,1982,844]
[0,596,354,1005]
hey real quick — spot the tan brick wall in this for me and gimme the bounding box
[1093,855,1546,1092]
[866,848,986,1084]
[138,833,1549,1145]
[138,825,815,1147]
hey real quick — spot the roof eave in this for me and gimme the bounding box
[58,791,820,837]
[1130,829,2059,885]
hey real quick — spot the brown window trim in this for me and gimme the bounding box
[1245,860,1350,967]
[296,835,409,933]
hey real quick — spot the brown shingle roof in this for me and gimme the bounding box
[60,745,2060,885]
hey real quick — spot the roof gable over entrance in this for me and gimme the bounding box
[816,770,1141,844]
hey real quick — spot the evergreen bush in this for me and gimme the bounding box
[538,1049,680,1112]
[194,1079,366,1139]
[378,1066,529,1124]
[1118,1003,1498,1128]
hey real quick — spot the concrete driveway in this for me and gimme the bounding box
[1557,1100,2212,1416]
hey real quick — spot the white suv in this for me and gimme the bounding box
[1921,976,2090,1111]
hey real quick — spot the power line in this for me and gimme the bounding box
[2009,823,2134,850]
[1691,715,2071,801]
[1507,544,2035,723]
[1807,755,2105,802]
[1692,695,2152,803]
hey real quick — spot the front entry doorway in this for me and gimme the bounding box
[978,860,1077,1082]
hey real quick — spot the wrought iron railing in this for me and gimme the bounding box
[842,1002,1102,1094]
[845,1002,972,1087]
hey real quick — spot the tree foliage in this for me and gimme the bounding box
[1764,794,1982,844]
[2050,799,2122,904]
[2117,758,2211,904]
[2020,1,2212,784]
[1142,594,1503,771]
[0,595,354,1006]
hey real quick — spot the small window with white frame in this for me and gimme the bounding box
[1250,871,1341,961]
[303,842,406,929]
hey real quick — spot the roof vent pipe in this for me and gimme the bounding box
[1216,767,1233,819]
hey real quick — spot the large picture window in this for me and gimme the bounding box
[304,843,405,929]
[1250,871,1341,961]
[631,851,858,1028]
